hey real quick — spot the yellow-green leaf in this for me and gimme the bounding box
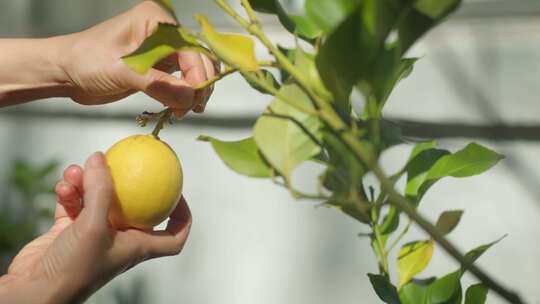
[398,240,434,288]
[253,84,321,181]
[198,136,272,178]
[123,23,202,74]
[196,15,259,71]
[294,48,332,100]
[243,70,280,95]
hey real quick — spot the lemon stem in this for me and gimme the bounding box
[151,108,172,139]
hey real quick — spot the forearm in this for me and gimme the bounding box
[0,37,73,107]
[0,272,96,304]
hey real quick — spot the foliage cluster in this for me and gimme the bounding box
[124,1,523,303]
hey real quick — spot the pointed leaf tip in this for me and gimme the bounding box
[201,136,272,178]
[196,15,259,71]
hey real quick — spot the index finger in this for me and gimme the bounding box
[140,196,192,258]
[177,51,209,112]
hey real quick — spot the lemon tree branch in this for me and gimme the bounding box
[194,60,276,91]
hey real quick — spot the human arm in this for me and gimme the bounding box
[0,152,192,303]
[0,1,217,116]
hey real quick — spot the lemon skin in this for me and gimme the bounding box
[105,134,183,229]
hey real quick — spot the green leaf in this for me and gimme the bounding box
[408,237,502,304]
[368,273,401,304]
[196,15,259,71]
[316,1,403,113]
[363,56,418,113]
[405,144,450,204]
[198,136,272,178]
[152,0,177,20]
[288,15,324,40]
[322,130,369,223]
[293,48,332,100]
[249,0,322,40]
[399,278,435,304]
[123,23,203,74]
[398,240,434,287]
[253,84,321,181]
[435,210,463,236]
[398,0,462,52]
[405,142,503,206]
[462,236,505,271]
[401,271,488,304]
[248,0,276,13]
[305,0,362,33]
[427,271,462,304]
[380,206,400,235]
[243,69,280,95]
[464,283,488,304]
[415,0,460,19]
[426,143,504,179]
[316,9,365,107]
[312,0,461,116]
[408,141,437,162]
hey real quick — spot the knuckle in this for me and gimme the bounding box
[135,1,176,24]
[171,233,189,255]
[134,241,152,261]
[169,241,185,256]
[83,223,104,238]
[135,1,159,13]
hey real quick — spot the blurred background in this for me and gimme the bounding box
[1,0,540,303]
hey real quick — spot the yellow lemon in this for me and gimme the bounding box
[105,134,183,229]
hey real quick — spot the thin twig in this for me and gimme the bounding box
[194,66,237,90]
[387,218,412,254]
[272,174,329,200]
[194,61,277,91]
[151,108,172,138]
[240,0,259,24]
[240,71,318,115]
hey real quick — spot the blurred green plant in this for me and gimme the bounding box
[124,1,525,303]
[0,159,57,273]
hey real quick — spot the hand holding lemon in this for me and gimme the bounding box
[54,134,185,230]
[106,134,183,229]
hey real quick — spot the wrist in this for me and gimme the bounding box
[0,36,75,106]
[40,35,76,96]
[0,266,95,304]
[0,273,68,304]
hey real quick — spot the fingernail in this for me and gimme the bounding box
[194,105,204,113]
[88,152,106,168]
[55,181,70,192]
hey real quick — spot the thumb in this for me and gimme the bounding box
[82,152,114,226]
[133,68,195,112]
